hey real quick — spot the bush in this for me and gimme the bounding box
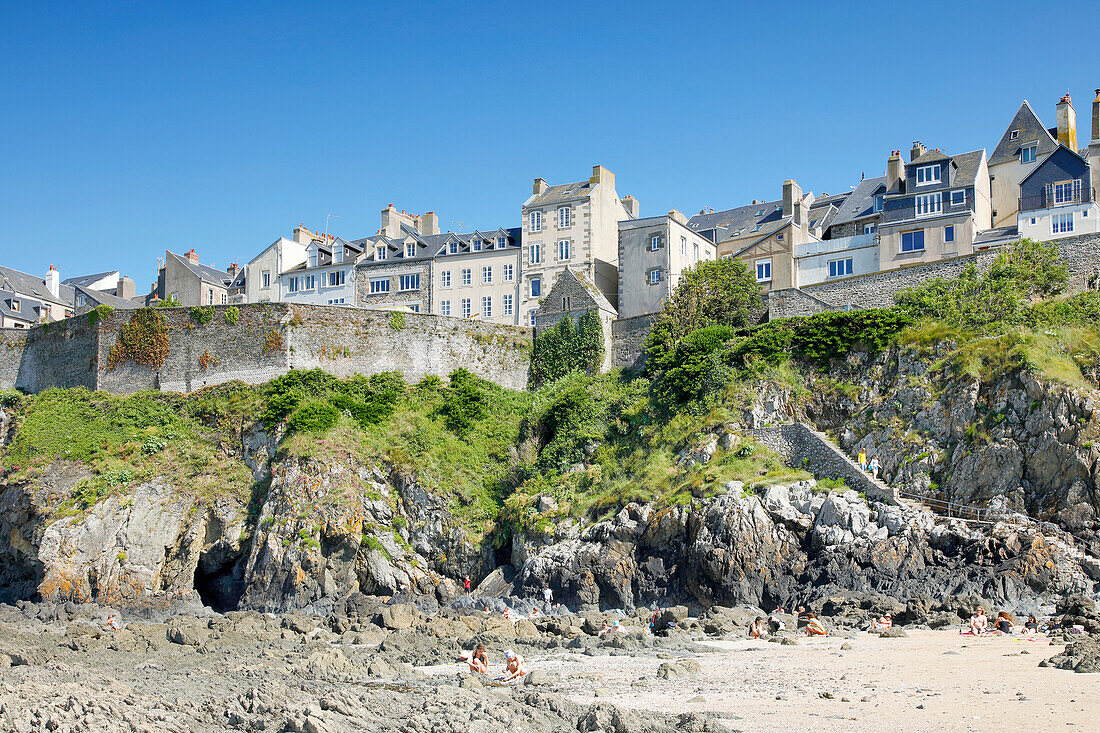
[286,401,339,434]
[224,306,240,325]
[190,306,215,326]
[650,325,737,404]
[87,304,114,327]
[531,311,605,385]
[388,311,406,330]
[439,368,489,436]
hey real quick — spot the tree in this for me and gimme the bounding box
[531,311,605,385]
[644,258,761,375]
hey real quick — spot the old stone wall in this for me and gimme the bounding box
[769,233,1100,319]
[1,303,532,394]
[609,314,655,371]
[751,423,898,505]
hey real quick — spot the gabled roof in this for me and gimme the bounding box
[74,284,140,310]
[62,270,119,288]
[948,149,986,188]
[1018,143,1090,186]
[990,101,1058,166]
[687,200,785,243]
[167,251,236,288]
[537,267,617,317]
[830,176,887,227]
[0,288,42,322]
[525,180,595,207]
[0,265,75,306]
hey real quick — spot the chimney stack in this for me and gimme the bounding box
[782,179,805,226]
[622,195,640,219]
[589,165,614,189]
[910,141,927,162]
[887,150,905,191]
[116,276,135,300]
[1057,94,1078,150]
[533,178,548,195]
[185,248,200,263]
[417,211,440,235]
[1089,90,1100,201]
[667,208,686,225]
[45,265,60,299]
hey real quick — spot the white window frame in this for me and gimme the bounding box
[208,289,215,305]
[916,164,941,185]
[482,266,492,284]
[502,294,513,315]
[1021,144,1037,164]
[529,211,542,232]
[369,278,390,294]
[650,235,660,251]
[461,268,472,286]
[461,298,471,319]
[529,244,541,264]
[680,236,687,256]
[863,223,876,234]
[441,300,451,317]
[1053,181,1074,204]
[405,243,416,258]
[872,195,883,212]
[827,258,853,278]
[915,192,943,217]
[481,296,492,318]
[558,207,571,228]
[376,246,386,260]
[448,241,458,254]
[755,258,772,283]
[648,268,661,285]
[261,270,271,288]
[496,236,506,249]
[472,239,482,252]
[693,244,699,262]
[950,189,966,206]
[288,277,299,293]
[1052,212,1074,234]
[558,240,571,260]
[1010,129,1019,140]
[399,274,419,291]
[901,229,925,252]
[502,263,514,282]
[441,270,451,288]
[10,299,19,312]
[530,278,542,297]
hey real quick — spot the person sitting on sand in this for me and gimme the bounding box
[768,615,785,633]
[1025,614,1039,632]
[106,614,122,632]
[969,608,988,635]
[749,617,767,639]
[804,613,827,636]
[466,644,489,674]
[871,614,892,631]
[612,620,627,634]
[599,620,610,636]
[501,650,527,682]
[994,611,1015,635]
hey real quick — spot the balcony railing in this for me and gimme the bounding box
[1019,186,1094,213]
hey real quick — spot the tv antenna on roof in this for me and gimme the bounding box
[451,220,465,233]
[324,213,339,240]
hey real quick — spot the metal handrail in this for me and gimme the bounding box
[896,489,1074,546]
[1018,186,1095,213]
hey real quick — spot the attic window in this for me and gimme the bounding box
[405,243,416,258]
[1010,130,1019,140]
[756,209,765,215]
[750,224,762,233]
[10,299,19,312]
[449,241,458,254]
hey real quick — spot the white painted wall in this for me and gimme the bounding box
[795,234,879,287]
[1018,202,1100,241]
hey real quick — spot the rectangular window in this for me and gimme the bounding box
[650,235,660,251]
[1053,212,1075,234]
[558,207,571,228]
[828,258,854,278]
[530,278,541,297]
[334,248,343,264]
[1021,144,1037,164]
[950,190,966,206]
[1010,129,1019,140]
[529,244,541,264]
[288,277,299,293]
[441,300,451,317]
[1054,181,1074,204]
[399,274,420,291]
[261,271,271,288]
[915,192,942,217]
[472,239,482,252]
[221,293,228,304]
[306,275,316,290]
[208,289,214,305]
[10,299,19,312]
[873,195,884,212]
[944,225,955,243]
[680,236,687,256]
[863,223,876,234]
[496,236,506,249]
[405,243,416,258]
[529,311,537,326]
[562,296,571,310]
[693,244,699,262]
[481,296,492,318]
[461,268,471,286]
[441,270,451,288]
[916,165,941,185]
[529,211,542,232]
[370,278,390,294]
[502,264,514,282]
[558,240,571,260]
[755,258,772,282]
[448,241,458,254]
[461,298,471,319]
[502,294,513,315]
[901,230,926,252]
[376,246,386,260]
[482,266,492,284]
[410,305,420,313]
[327,270,345,286]
[648,268,661,284]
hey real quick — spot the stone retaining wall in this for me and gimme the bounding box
[609,314,655,371]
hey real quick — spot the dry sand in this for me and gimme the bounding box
[424,629,1100,732]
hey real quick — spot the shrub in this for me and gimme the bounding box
[286,400,339,434]
[153,296,182,308]
[531,311,605,385]
[388,311,406,330]
[224,306,240,325]
[439,368,489,436]
[107,308,170,370]
[87,305,114,327]
[650,325,737,404]
[190,306,215,326]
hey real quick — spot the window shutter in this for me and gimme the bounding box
[1045,183,1054,206]
[1074,179,1082,201]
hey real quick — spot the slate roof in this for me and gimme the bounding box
[538,267,617,318]
[687,200,785,243]
[0,265,75,306]
[167,251,236,288]
[62,270,119,288]
[830,176,887,227]
[355,225,521,269]
[0,288,42,323]
[525,180,595,207]
[974,225,1020,247]
[74,284,140,310]
[990,102,1058,166]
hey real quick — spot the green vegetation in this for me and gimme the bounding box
[224,306,240,325]
[153,296,182,308]
[190,306,215,326]
[388,311,406,330]
[87,305,114,327]
[531,310,605,385]
[107,308,170,370]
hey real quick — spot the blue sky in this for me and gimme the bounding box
[3,0,1098,291]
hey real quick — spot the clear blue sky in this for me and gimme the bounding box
[3,0,1097,292]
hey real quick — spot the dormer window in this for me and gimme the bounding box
[376,246,386,261]
[334,248,343,264]
[405,243,416,258]
[10,299,20,312]
[496,236,506,248]
[873,195,884,212]
[1021,144,1037,164]
[449,241,458,254]
[472,239,482,252]
[916,165,941,185]
[1010,129,1019,140]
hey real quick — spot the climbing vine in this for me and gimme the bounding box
[87,305,114,327]
[190,305,215,326]
[224,306,240,325]
[531,310,605,385]
[263,328,284,354]
[107,308,169,370]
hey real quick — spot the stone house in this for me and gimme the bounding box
[0,264,76,326]
[877,144,992,270]
[616,210,715,319]
[429,229,522,325]
[245,226,309,303]
[150,249,243,307]
[533,267,618,371]
[520,165,636,327]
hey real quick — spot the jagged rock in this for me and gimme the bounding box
[378,603,422,631]
[656,659,701,679]
[1040,639,1100,672]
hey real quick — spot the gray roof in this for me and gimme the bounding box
[946,149,985,188]
[990,102,1058,166]
[355,225,520,269]
[974,225,1020,247]
[62,270,119,288]
[526,180,595,207]
[167,251,236,288]
[829,176,887,227]
[687,200,785,243]
[0,288,42,323]
[0,265,75,306]
[74,285,140,310]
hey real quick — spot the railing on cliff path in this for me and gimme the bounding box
[896,489,1075,546]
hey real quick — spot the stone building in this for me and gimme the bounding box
[149,249,243,307]
[616,210,715,319]
[428,229,522,325]
[520,165,636,327]
[533,267,618,371]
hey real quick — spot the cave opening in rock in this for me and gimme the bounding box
[493,535,513,570]
[193,551,246,612]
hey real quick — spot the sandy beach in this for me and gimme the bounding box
[423,629,1100,732]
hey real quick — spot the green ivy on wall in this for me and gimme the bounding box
[107,308,170,370]
[531,310,604,385]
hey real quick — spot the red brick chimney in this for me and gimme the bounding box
[185,248,200,263]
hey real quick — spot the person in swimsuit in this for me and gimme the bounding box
[969,608,988,635]
[466,643,489,673]
[501,650,527,681]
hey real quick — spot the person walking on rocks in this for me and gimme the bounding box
[464,576,471,594]
[542,586,553,606]
[868,455,880,479]
[858,449,868,471]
